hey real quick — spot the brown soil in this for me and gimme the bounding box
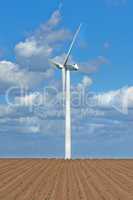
[0,159,133,200]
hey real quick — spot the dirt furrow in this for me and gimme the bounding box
[18,159,57,200]
[73,161,87,200]
[36,160,62,200]
[0,159,133,200]
[53,160,68,200]
[0,161,44,199]
[0,160,35,187]
[46,160,65,200]
[78,160,111,200]
[97,161,133,195]
[0,160,28,176]
[68,161,80,200]
[87,160,133,199]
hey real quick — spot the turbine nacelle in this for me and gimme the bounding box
[65,64,79,71]
[50,60,79,71]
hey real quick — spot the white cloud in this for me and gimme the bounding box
[18,116,40,133]
[42,10,61,30]
[15,9,71,73]
[0,61,31,86]
[77,76,93,90]
[82,76,93,87]
[126,87,133,107]
[93,86,133,113]
[0,106,40,134]
[0,84,133,139]
[0,105,13,118]
[15,92,43,107]
[0,60,49,92]
[15,40,53,58]
[0,7,107,97]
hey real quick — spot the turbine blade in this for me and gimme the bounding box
[63,24,82,66]
[49,59,60,69]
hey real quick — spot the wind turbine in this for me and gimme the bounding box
[50,25,107,159]
[50,24,82,159]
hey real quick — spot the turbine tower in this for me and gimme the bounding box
[50,24,82,159]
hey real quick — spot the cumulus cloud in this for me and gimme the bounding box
[0,60,51,96]
[15,9,71,72]
[15,92,42,107]
[15,9,106,75]
[0,7,107,98]
[42,10,61,30]
[0,83,133,143]
[15,40,53,58]
[0,115,40,134]
[0,61,34,87]
[0,105,13,118]
[77,76,93,90]
[82,76,93,87]
[93,86,133,113]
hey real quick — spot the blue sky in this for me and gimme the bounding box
[0,0,133,158]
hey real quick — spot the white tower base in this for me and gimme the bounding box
[65,69,71,159]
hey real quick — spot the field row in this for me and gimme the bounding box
[0,159,133,200]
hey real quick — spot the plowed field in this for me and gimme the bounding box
[0,159,133,199]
